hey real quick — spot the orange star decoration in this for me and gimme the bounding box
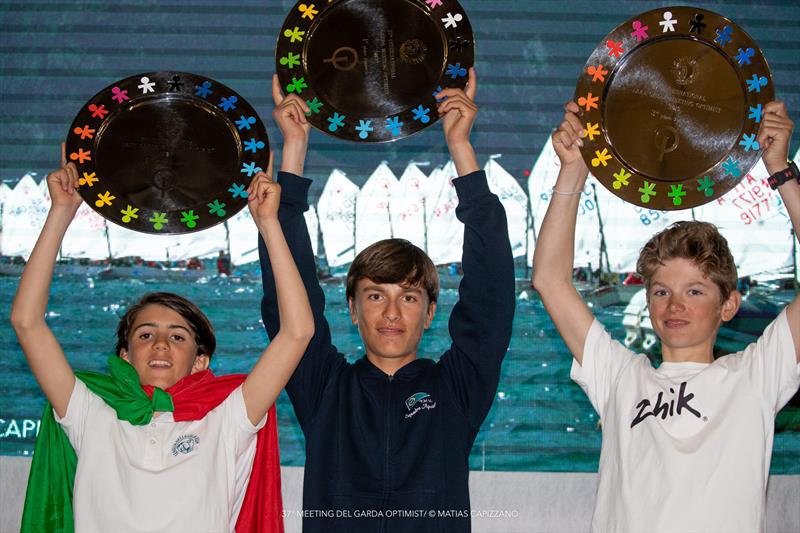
[578,93,599,111]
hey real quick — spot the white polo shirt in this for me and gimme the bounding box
[56,380,266,532]
[572,309,799,532]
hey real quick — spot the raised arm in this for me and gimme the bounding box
[758,101,799,362]
[531,102,596,365]
[243,156,314,426]
[258,77,345,428]
[10,148,81,417]
[436,70,516,427]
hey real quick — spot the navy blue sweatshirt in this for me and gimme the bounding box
[259,170,515,532]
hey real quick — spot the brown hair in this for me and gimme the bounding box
[346,239,439,304]
[636,221,737,303]
[115,292,216,358]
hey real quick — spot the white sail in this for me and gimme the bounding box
[317,169,358,268]
[694,157,793,278]
[389,163,429,251]
[485,157,529,258]
[2,174,50,259]
[526,139,602,269]
[597,180,695,274]
[355,162,398,253]
[0,183,12,255]
[106,222,182,262]
[167,223,228,261]
[304,205,320,258]
[425,161,463,265]
[227,208,259,266]
[61,204,110,260]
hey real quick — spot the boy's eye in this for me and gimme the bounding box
[138,332,152,340]
[652,289,667,297]
[171,334,185,342]
[689,289,703,296]
[402,295,417,303]
[367,293,382,301]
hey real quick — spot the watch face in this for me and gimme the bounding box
[275,0,474,143]
[575,6,773,210]
[66,72,269,234]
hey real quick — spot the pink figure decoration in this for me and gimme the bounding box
[111,86,130,103]
[631,20,649,42]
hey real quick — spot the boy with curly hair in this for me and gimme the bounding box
[533,100,799,531]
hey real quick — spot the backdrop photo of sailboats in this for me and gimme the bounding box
[1,146,797,304]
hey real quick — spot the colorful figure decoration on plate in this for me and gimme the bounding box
[275,0,474,142]
[574,6,774,210]
[65,71,270,234]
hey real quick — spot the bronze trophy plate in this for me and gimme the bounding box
[575,6,773,210]
[275,0,474,143]
[65,71,269,234]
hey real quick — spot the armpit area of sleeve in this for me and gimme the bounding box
[775,309,800,386]
[570,318,606,381]
[229,385,268,434]
[53,378,87,427]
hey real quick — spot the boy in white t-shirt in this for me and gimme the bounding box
[533,100,800,532]
[10,151,313,532]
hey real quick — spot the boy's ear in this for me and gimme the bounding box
[348,297,358,325]
[721,290,741,322]
[191,354,210,374]
[119,348,130,362]
[424,301,437,329]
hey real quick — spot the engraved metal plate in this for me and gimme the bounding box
[275,0,474,143]
[575,6,773,210]
[65,72,269,234]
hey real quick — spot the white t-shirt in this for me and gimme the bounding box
[57,380,266,532]
[572,309,799,532]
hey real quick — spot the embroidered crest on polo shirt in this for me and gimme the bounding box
[404,392,437,419]
[172,434,200,456]
[630,381,704,428]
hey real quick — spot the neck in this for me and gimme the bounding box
[366,352,418,376]
[660,338,716,364]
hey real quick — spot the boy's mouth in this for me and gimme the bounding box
[148,359,173,368]
[664,319,689,328]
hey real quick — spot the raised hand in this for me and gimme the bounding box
[757,101,794,175]
[246,152,279,230]
[552,101,588,172]
[272,74,310,175]
[272,74,311,142]
[47,143,83,212]
[436,67,478,149]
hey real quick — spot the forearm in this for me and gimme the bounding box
[449,141,479,177]
[532,165,589,289]
[280,137,308,176]
[11,206,74,329]
[776,179,800,238]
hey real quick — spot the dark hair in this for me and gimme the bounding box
[636,221,737,303]
[115,292,216,358]
[346,239,439,304]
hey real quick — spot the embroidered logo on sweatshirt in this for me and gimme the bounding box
[172,434,200,456]
[404,392,436,419]
[630,381,702,428]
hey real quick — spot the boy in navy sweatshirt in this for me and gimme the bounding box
[259,69,515,532]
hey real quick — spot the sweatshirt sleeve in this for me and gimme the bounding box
[438,170,516,430]
[258,171,346,431]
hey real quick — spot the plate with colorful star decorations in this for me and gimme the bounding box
[65,71,270,234]
[574,6,773,210]
[275,0,474,143]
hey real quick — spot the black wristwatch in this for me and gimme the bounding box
[767,161,799,190]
